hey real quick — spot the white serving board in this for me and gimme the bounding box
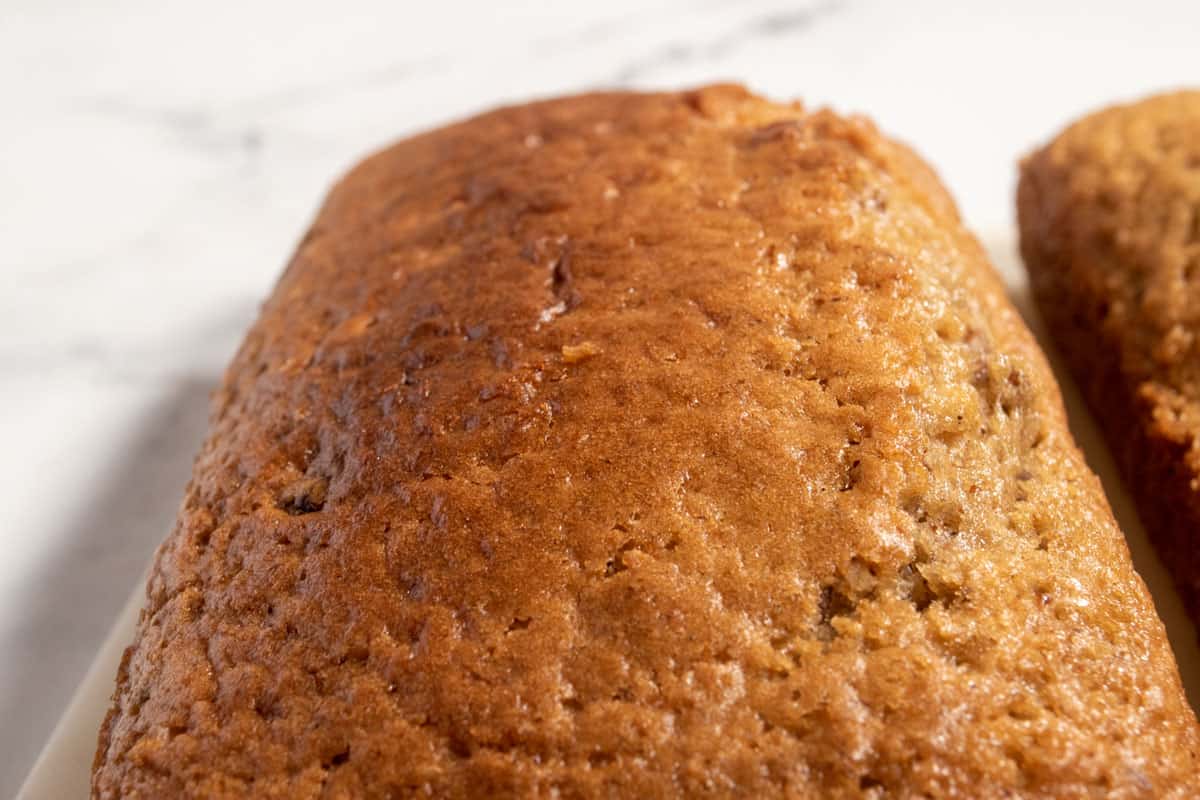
[18,234,1200,799]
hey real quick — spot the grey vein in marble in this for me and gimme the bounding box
[612,0,844,83]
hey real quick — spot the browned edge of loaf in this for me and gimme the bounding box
[1018,89,1200,630]
[93,84,1200,799]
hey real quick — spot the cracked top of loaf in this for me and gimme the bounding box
[94,85,1199,799]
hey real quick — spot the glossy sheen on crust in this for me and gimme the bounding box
[1018,91,1200,635]
[94,86,1200,798]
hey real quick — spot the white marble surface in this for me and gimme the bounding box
[4,0,1200,793]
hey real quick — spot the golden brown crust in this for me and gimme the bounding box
[1018,90,1200,637]
[95,85,1200,799]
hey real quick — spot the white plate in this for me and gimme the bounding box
[18,234,1200,799]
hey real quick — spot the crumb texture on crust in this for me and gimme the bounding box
[1019,90,1200,635]
[95,85,1200,799]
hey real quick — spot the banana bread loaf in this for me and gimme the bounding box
[1018,90,1200,635]
[94,85,1200,798]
